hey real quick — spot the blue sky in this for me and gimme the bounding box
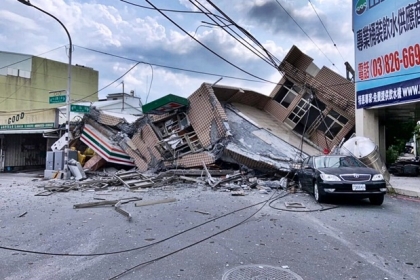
[0,0,354,104]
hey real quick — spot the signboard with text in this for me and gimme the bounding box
[49,95,66,104]
[354,0,420,108]
[0,109,56,130]
[70,105,90,113]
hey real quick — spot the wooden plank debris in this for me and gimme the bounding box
[179,176,205,184]
[135,198,177,207]
[73,200,119,209]
[114,170,154,189]
[156,169,235,178]
[18,212,28,218]
[211,173,243,189]
[73,197,142,209]
[193,210,210,215]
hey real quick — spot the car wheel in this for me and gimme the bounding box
[313,183,325,203]
[369,194,384,205]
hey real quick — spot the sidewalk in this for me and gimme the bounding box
[389,175,420,198]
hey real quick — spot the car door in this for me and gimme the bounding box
[298,157,312,190]
[300,157,316,192]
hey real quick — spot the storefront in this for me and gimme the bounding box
[0,109,59,171]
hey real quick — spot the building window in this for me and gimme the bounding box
[287,92,312,124]
[274,79,301,108]
[319,109,348,140]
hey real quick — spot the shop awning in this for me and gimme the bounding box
[142,94,189,115]
[80,124,135,166]
[0,128,59,135]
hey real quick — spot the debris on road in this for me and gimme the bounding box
[18,212,28,218]
[135,198,177,207]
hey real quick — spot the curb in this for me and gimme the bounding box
[392,187,420,198]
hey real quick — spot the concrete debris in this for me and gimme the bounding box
[43,83,324,200]
[64,83,311,177]
[284,202,306,208]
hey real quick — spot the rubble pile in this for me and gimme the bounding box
[43,83,311,198]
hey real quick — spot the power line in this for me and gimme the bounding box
[0,45,65,70]
[120,0,202,14]
[120,0,230,22]
[201,0,282,68]
[75,45,272,84]
[108,191,289,280]
[307,0,346,63]
[0,193,285,257]
[191,0,280,69]
[138,0,276,84]
[274,0,342,74]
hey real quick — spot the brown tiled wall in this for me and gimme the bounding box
[164,151,215,168]
[222,91,270,110]
[223,149,280,172]
[282,46,314,71]
[187,84,228,148]
[309,120,355,152]
[268,77,286,98]
[264,94,303,123]
[280,61,355,117]
[125,148,148,171]
[98,113,123,126]
[131,124,162,163]
[315,67,354,101]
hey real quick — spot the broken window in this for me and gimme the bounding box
[152,112,203,159]
[152,112,191,138]
[287,92,311,124]
[274,79,301,108]
[318,110,348,140]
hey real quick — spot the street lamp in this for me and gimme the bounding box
[18,0,72,179]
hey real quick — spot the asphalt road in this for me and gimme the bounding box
[0,173,419,280]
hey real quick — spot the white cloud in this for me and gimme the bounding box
[1,0,355,105]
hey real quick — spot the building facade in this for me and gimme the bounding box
[0,51,98,171]
[266,45,355,152]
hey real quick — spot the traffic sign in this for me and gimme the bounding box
[70,105,90,113]
[49,95,66,104]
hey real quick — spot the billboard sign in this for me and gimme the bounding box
[354,0,420,108]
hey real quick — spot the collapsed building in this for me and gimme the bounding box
[75,83,313,177]
[47,45,356,180]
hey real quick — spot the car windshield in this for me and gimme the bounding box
[313,156,365,168]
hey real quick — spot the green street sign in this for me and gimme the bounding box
[70,104,90,113]
[49,95,66,104]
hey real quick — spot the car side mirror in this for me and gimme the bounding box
[303,165,311,169]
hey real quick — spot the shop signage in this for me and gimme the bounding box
[0,109,56,130]
[353,0,420,108]
[70,105,90,113]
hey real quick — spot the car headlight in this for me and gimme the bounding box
[320,173,341,182]
[372,174,384,181]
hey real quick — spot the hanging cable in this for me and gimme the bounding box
[307,0,346,64]
[0,192,287,257]
[108,189,290,280]
[139,0,276,84]
[200,0,282,69]
[190,0,280,69]
[274,0,341,74]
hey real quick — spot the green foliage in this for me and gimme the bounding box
[385,120,418,164]
[414,124,420,137]
[386,120,416,150]
[385,145,400,164]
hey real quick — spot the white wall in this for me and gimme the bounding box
[0,52,32,77]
